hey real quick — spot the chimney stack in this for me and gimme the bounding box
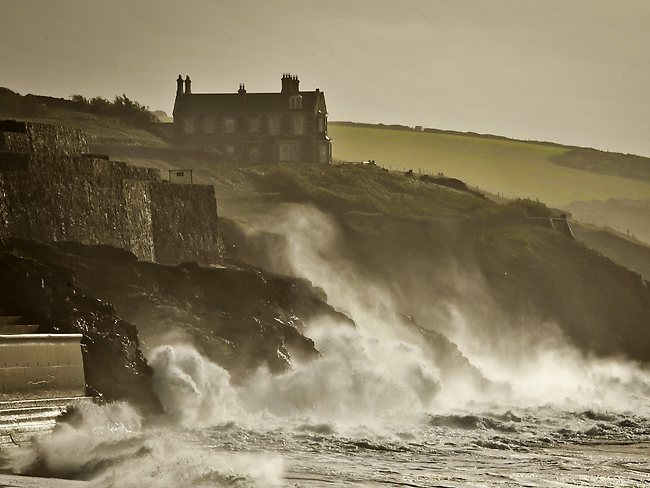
[176,75,184,96]
[281,73,300,94]
[184,75,192,94]
[238,83,246,95]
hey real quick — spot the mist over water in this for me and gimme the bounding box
[240,204,650,415]
[5,203,650,486]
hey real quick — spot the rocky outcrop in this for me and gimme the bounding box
[0,239,349,389]
[0,240,160,411]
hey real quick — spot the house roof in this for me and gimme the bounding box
[173,90,326,117]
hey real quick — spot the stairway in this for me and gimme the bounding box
[0,397,94,448]
[0,315,40,334]
[0,314,94,448]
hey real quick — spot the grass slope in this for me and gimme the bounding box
[329,123,650,208]
[567,198,650,245]
[573,223,650,280]
[0,88,166,146]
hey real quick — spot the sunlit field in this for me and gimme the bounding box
[330,124,650,208]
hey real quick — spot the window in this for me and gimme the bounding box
[269,116,280,135]
[183,118,194,134]
[319,142,330,163]
[277,142,300,161]
[293,116,304,135]
[249,118,259,132]
[224,118,236,133]
[289,95,303,109]
[225,145,235,159]
[204,117,215,133]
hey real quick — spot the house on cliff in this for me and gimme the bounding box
[172,74,331,164]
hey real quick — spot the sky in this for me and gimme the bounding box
[1,0,649,156]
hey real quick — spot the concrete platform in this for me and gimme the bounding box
[0,397,94,449]
[0,474,87,487]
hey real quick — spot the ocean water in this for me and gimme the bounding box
[5,204,650,486]
[4,398,650,487]
[4,338,650,487]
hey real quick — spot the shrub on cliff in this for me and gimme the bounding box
[69,94,157,128]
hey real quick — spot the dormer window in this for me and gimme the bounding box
[289,95,302,109]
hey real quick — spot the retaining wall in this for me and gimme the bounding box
[0,120,222,264]
[0,334,86,401]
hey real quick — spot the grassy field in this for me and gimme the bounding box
[330,124,650,208]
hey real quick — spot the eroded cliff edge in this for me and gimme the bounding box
[0,238,355,409]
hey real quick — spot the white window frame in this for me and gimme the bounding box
[224,118,236,133]
[183,118,194,134]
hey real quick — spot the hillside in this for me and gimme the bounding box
[0,87,167,146]
[329,123,650,209]
[209,163,650,364]
[572,223,650,280]
[2,89,649,366]
[567,198,650,245]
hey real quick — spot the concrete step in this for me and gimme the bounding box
[0,473,89,486]
[0,324,40,334]
[0,420,57,438]
[0,407,64,426]
[0,397,95,447]
[0,396,94,411]
[0,316,23,326]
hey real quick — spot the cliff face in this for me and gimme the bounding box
[0,120,223,265]
[0,239,349,391]
[0,241,160,410]
[211,164,650,365]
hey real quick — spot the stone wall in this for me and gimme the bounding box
[0,120,88,155]
[0,121,222,264]
[150,182,222,264]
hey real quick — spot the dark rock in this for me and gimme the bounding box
[0,239,349,393]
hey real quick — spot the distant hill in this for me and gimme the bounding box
[3,85,649,251]
[572,223,650,280]
[329,122,650,209]
[2,89,650,363]
[567,198,650,245]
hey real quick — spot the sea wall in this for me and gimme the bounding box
[0,120,222,264]
[0,334,86,401]
[0,120,88,155]
[150,182,222,264]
